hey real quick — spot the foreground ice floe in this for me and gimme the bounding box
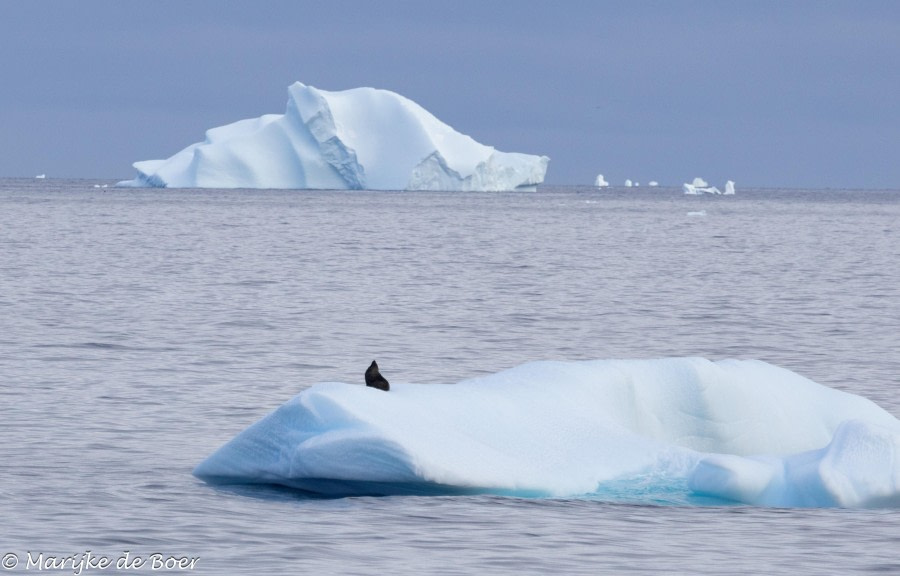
[118,82,549,191]
[195,358,900,507]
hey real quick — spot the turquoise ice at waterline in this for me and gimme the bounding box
[194,357,900,508]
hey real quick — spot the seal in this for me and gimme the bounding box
[365,360,390,391]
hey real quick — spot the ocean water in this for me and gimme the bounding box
[2,179,899,575]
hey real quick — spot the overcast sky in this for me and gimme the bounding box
[1,1,898,188]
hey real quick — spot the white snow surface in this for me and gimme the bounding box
[118,82,549,191]
[194,357,900,507]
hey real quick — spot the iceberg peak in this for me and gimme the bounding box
[118,82,549,191]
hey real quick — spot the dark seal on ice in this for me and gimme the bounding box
[365,360,390,391]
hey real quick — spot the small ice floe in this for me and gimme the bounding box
[624,179,633,187]
[648,181,659,187]
[687,210,707,217]
[594,174,609,187]
[683,177,736,195]
[683,177,717,194]
[35,174,46,179]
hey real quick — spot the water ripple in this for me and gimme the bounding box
[2,183,899,574]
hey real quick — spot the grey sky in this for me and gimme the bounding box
[1,0,897,187]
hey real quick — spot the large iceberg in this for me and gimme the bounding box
[194,358,900,507]
[118,82,549,191]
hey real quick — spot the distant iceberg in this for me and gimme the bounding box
[118,82,550,191]
[594,174,609,187]
[683,177,735,195]
[195,357,900,507]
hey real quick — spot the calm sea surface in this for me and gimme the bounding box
[2,179,899,575]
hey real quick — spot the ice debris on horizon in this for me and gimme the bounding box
[594,175,659,188]
[194,357,900,507]
[117,82,549,191]
[684,177,736,195]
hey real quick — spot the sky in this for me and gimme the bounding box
[1,0,898,188]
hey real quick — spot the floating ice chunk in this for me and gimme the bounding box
[648,181,659,187]
[194,357,900,506]
[724,180,735,195]
[118,82,549,191]
[35,174,46,179]
[683,176,722,195]
[687,210,707,217]
[594,174,609,187]
[624,179,633,187]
